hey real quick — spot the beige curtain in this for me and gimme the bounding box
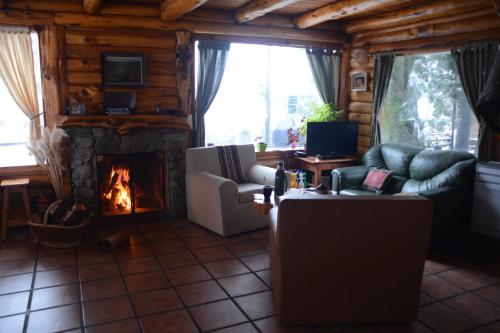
[0,27,41,140]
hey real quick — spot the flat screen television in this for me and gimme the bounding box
[306,121,358,157]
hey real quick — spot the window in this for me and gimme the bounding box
[0,31,43,167]
[380,52,478,154]
[201,43,322,149]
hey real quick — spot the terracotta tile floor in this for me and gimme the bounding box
[1,219,500,333]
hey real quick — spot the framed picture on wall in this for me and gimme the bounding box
[101,53,147,88]
[351,72,367,92]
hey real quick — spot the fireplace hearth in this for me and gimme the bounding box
[97,152,165,216]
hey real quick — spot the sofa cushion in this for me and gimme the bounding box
[238,183,264,203]
[381,144,423,177]
[363,144,422,177]
[409,150,476,181]
[361,168,393,193]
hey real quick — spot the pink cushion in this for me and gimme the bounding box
[361,169,393,193]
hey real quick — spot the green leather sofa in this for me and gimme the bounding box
[332,143,477,247]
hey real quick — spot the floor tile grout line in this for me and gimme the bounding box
[141,223,204,333]
[21,243,40,333]
[75,245,86,333]
[182,227,270,333]
[108,224,145,333]
[167,223,265,333]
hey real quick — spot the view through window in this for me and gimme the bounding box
[380,52,478,154]
[0,31,43,167]
[201,43,322,149]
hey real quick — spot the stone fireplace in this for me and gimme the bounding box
[66,127,187,218]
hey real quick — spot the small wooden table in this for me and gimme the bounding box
[253,193,275,215]
[297,156,357,186]
[1,178,31,241]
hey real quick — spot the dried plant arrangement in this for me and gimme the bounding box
[27,127,69,200]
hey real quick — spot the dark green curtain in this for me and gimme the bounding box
[193,40,230,147]
[370,52,395,147]
[306,48,341,105]
[477,50,500,133]
[452,42,499,160]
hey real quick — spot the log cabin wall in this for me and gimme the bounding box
[64,28,178,115]
[348,50,372,154]
[344,0,500,156]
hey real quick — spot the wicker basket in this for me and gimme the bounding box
[28,200,91,248]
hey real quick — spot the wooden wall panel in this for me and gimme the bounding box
[64,28,178,114]
[347,50,373,153]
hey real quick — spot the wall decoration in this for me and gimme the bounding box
[69,103,86,116]
[351,72,367,92]
[101,53,147,88]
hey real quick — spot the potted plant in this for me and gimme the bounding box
[255,136,267,152]
[298,102,344,137]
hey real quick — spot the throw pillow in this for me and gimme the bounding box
[361,168,393,193]
[216,145,247,184]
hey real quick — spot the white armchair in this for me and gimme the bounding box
[186,144,276,236]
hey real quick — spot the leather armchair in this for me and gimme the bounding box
[331,143,477,246]
[186,144,275,236]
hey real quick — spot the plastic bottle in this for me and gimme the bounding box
[297,172,304,189]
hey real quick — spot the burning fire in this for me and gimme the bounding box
[103,166,132,210]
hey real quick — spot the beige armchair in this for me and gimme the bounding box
[270,194,433,325]
[186,144,275,236]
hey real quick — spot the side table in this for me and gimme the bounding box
[1,178,32,241]
[296,156,357,186]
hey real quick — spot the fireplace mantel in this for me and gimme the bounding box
[57,114,190,135]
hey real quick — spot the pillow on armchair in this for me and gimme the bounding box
[360,168,393,193]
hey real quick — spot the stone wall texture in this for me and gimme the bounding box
[66,127,187,218]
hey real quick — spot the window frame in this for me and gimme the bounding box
[0,24,55,170]
[194,36,348,151]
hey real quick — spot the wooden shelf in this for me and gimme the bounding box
[56,114,190,135]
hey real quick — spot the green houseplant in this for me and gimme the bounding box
[298,102,344,137]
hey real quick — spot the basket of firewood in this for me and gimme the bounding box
[28,200,92,248]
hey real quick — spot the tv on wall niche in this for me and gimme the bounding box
[102,53,147,88]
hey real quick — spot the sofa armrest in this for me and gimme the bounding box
[247,164,275,186]
[331,166,369,194]
[186,172,239,235]
[418,186,455,199]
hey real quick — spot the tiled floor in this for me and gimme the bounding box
[1,219,500,333]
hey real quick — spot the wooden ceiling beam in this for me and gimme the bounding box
[345,0,493,34]
[353,13,500,47]
[234,0,300,23]
[53,12,349,45]
[82,0,102,15]
[295,0,416,29]
[160,0,209,21]
[352,8,493,45]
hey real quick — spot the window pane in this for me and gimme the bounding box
[202,43,321,149]
[0,31,43,167]
[380,52,478,154]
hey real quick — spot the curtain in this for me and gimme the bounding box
[477,49,500,133]
[306,47,341,105]
[193,40,230,147]
[0,27,41,140]
[452,42,499,160]
[370,52,395,147]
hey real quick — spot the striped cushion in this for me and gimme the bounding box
[216,145,247,184]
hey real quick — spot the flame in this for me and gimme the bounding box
[103,166,131,210]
